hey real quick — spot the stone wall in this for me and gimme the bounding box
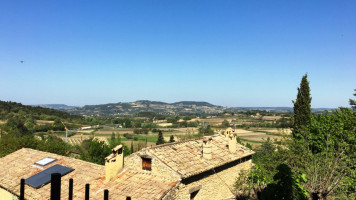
[124,153,180,182]
[0,187,18,200]
[173,160,252,200]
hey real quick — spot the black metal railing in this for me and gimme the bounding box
[19,173,132,200]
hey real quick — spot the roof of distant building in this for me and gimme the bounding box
[136,134,254,179]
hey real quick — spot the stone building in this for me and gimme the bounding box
[0,129,254,200]
[125,131,254,200]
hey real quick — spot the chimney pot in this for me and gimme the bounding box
[228,133,237,153]
[202,136,212,159]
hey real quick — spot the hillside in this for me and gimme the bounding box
[37,101,335,117]
[0,100,82,121]
[64,100,226,116]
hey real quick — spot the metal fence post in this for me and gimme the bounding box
[85,183,90,200]
[51,173,61,200]
[69,178,73,200]
[104,189,109,200]
[20,179,25,200]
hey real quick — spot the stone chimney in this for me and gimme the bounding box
[105,145,124,182]
[224,127,234,138]
[228,133,237,153]
[202,136,212,159]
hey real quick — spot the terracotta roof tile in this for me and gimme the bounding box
[0,148,174,200]
[142,134,254,178]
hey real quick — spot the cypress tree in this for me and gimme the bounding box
[130,141,134,153]
[156,131,165,145]
[292,74,312,141]
[349,89,356,111]
[169,135,175,143]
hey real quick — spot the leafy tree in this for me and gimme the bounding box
[167,116,180,124]
[52,119,65,131]
[187,121,199,127]
[350,89,356,111]
[246,143,252,150]
[179,120,188,127]
[156,131,165,145]
[123,118,132,128]
[262,164,308,200]
[198,124,214,136]
[183,116,192,120]
[2,117,29,136]
[24,117,36,131]
[222,119,230,128]
[111,132,116,141]
[169,135,175,143]
[81,139,111,165]
[292,74,312,141]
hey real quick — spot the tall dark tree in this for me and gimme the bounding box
[292,74,312,141]
[350,89,356,111]
[156,131,165,145]
[130,141,134,153]
[169,135,175,143]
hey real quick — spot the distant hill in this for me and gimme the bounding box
[0,101,82,121]
[33,100,336,117]
[64,100,225,116]
[36,104,78,110]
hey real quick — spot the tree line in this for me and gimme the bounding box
[234,75,355,200]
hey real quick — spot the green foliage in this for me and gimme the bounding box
[0,134,70,158]
[169,135,175,143]
[262,164,308,200]
[167,116,180,124]
[236,136,242,144]
[221,119,230,128]
[130,141,134,153]
[133,128,149,134]
[308,108,356,154]
[245,143,252,150]
[187,121,199,127]
[0,100,82,122]
[2,117,29,136]
[123,118,132,128]
[183,116,192,120]
[81,139,111,165]
[156,131,165,145]
[108,134,130,156]
[179,120,188,127]
[292,74,312,141]
[198,124,214,136]
[142,123,158,129]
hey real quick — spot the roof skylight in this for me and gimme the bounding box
[35,157,57,166]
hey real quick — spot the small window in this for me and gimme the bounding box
[142,157,152,171]
[190,190,199,200]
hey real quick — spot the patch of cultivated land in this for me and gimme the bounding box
[234,128,291,148]
[36,120,54,125]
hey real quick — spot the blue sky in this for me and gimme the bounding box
[0,1,355,108]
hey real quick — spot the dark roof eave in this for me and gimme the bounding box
[180,152,254,179]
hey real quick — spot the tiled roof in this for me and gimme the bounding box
[139,134,254,179]
[0,148,175,200]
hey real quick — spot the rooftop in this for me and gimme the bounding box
[137,134,254,179]
[0,148,176,200]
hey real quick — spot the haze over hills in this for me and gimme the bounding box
[35,104,77,110]
[36,100,335,117]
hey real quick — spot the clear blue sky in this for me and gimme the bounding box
[1,0,355,108]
